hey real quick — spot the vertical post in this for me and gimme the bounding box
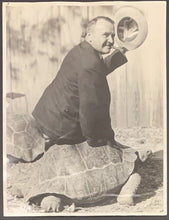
[125,63,128,128]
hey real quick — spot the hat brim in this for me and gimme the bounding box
[114,6,148,50]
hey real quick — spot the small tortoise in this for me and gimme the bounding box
[6,113,45,162]
[8,141,152,212]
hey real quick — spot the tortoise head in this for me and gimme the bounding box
[136,149,153,162]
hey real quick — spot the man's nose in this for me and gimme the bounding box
[108,35,114,44]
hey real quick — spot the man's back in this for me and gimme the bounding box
[32,40,127,146]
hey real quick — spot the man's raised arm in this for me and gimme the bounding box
[103,49,128,75]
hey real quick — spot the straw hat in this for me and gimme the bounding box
[114,6,148,50]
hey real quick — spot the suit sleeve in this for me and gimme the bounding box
[104,49,128,75]
[78,56,115,147]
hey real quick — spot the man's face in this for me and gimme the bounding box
[89,19,115,54]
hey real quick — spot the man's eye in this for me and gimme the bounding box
[103,33,110,37]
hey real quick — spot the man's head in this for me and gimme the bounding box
[84,16,115,54]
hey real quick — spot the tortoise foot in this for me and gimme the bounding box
[10,186,23,198]
[117,195,134,206]
[117,173,141,206]
[41,196,62,212]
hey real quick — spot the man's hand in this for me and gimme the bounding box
[112,46,128,54]
[121,47,128,54]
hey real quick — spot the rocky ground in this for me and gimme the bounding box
[4,128,166,216]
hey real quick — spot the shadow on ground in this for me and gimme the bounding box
[135,150,163,204]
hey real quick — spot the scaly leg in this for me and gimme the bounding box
[117,173,141,206]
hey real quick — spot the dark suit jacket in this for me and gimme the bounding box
[32,41,127,146]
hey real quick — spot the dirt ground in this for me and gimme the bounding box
[4,128,166,216]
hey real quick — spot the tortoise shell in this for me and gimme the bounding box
[22,142,137,204]
[6,113,45,162]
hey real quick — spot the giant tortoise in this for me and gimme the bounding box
[8,141,152,212]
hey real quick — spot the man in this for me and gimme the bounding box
[32,16,128,150]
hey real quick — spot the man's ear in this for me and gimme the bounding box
[86,32,93,43]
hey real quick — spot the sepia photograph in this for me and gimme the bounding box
[3,1,167,216]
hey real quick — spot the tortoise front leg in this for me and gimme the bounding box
[117,173,141,206]
[41,195,76,212]
[41,196,62,212]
